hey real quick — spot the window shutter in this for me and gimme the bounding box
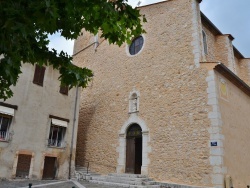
[39,66,46,86]
[33,65,45,86]
[60,86,68,95]
[33,65,41,84]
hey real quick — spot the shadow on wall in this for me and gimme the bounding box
[75,104,96,167]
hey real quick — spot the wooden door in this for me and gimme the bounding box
[125,138,135,173]
[16,154,32,178]
[134,137,142,174]
[42,157,57,179]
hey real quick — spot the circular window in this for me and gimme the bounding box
[129,36,144,55]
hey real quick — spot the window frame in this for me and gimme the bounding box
[0,114,12,142]
[48,117,68,148]
[48,125,66,148]
[129,36,144,55]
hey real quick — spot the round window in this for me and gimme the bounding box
[129,36,144,55]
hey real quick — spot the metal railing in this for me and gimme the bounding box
[0,131,9,141]
[85,161,89,174]
[48,139,65,148]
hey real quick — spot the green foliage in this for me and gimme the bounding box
[0,0,146,100]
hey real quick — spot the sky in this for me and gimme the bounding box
[48,0,250,57]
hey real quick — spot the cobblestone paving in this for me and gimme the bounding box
[0,179,119,188]
[0,180,76,188]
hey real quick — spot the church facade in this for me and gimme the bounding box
[73,0,250,188]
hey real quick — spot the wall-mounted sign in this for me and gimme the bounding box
[211,142,218,146]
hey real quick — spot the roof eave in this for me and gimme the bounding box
[214,63,250,97]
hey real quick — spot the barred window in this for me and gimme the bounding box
[48,125,66,148]
[48,117,68,148]
[0,115,11,141]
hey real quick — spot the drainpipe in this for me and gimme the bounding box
[69,86,79,179]
[69,39,97,179]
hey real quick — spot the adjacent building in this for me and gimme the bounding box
[0,64,80,179]
[73,0,250,188]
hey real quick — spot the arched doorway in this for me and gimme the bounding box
[125,124,142,174]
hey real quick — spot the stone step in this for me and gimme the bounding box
[108,173,147,178]
[91,176,147,185]
[90,180,160,188]
[95,175,149,181]
[75,167,88,171]
[77,171,99,175]
[143,181,160,185]
[90,180,130,187]
[131,186,160,188]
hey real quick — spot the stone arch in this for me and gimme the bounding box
[120,115,147,134]
[117,114,150,175]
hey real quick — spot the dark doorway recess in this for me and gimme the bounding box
[16,154,32,178]
[42,157,57,179]
[125,124,142,174]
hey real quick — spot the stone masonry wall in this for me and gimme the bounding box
[202,24,250,88]
[202,25,217,62]
[74,0,213,186]
[215,35,236,74]
[237,58,250,86]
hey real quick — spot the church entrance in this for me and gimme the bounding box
[125,124,142,174]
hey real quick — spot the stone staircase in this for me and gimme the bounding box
[75,166,100,180]
[89,173,161,188]
[74,167,211,188]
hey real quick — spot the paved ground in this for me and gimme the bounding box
[0,180,76,188]
[78,180,117,188]
[0,179,117,188]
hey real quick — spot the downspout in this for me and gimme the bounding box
[69,86,79,179]
[69,37,98,179]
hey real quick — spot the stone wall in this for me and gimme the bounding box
[237,58,250,86]
[202,25,217,62]
[202,23,250,88]
[74,0,213,186]
[215,35,236,74]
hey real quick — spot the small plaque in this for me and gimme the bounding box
[211,142,217,146]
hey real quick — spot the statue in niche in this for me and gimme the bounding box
[132,97,137,112]
[130,92,138,113]
[129,91,139,113]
